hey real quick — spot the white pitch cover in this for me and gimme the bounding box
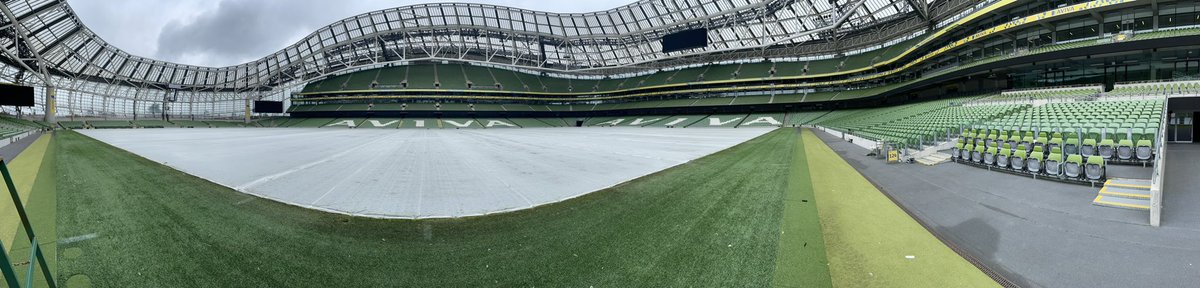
[80,127,773,219]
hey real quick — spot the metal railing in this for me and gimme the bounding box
[1150,94,1168,227]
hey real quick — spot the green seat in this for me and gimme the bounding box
[1064,154,1084,178]
[1011,150,1028,170]
[1085,155,1106,180]
[1027,151,1045,173]
[1048,137,1064,151]
[998,147,1013,167]
[985,147,999,165]
[1081,138,1098,157]
[1008,135,1022,149]
[987,133,1000,147]
[973,144,985,163]
[1117,139,1134,160]
[1020,136,1035,153]
[1064,138,1080,155]
[1045,152,1064,176]
[1135,139,1153,160]
[1098,139,1116,159]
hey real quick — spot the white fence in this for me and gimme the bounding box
[813,126,879,151]
[1,130,36,146]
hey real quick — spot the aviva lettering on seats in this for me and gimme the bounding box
[325,119,519,128]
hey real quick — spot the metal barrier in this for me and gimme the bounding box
[814,126,880,152]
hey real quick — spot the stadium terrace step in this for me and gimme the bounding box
[1104,178,1151,189]
[1092,195,1151,211]
[1098,186,1151,200]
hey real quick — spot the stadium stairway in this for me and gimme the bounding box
[1091,178,1151,211]
[915,152,953,166]
[909,139,956,162]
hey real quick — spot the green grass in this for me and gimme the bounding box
[54,129,832,287]
[800,129,998,287]
[772,129,832,287]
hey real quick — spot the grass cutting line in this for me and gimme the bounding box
[770,128,832,288]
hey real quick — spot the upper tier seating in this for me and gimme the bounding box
[297,34,932,95]
[1109,81,1200,97]
[985,86,1102,103]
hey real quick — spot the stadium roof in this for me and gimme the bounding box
[0,0,974,94]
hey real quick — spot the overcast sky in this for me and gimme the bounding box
[68,0,626,67]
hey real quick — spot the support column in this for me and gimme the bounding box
[43,86,55,123]
[244,98,251,123]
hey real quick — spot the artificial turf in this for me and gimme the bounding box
[54,129,832,287]
[2,134,57,287]
[800,129,998,287]
[771,128,832,287]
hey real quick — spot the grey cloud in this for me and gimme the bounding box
[131,0,630,67]
[155,0,326,67]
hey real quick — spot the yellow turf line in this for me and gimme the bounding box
[800,129,998,288]
[0,134,50,253]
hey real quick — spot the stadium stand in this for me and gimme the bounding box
[205,121,249,128]
[406,65,439,89]
[441,118,485,129]
[738,113,785,127]
[439,65,470,90]
[375,66,406,88]
[700,63,739,81]
[360,119,405,128]
[287,118,337,128]
[812,95,1013,148]
[1108,80,1200,98]
[688,115,746,128]
[785,111,830,127]
[399,119,439,128]
[0,116,42,142]
[639,115,700,127]
[972,99,1163,161]
[982,85,1103,104]
[132,120,173,128]
[89,120,134,129]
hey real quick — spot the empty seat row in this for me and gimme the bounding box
[991,86,1101,102]
[1110,81,1200,97]
[952,143,1107,181]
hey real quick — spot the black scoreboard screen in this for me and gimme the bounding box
[661,28,708,53]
